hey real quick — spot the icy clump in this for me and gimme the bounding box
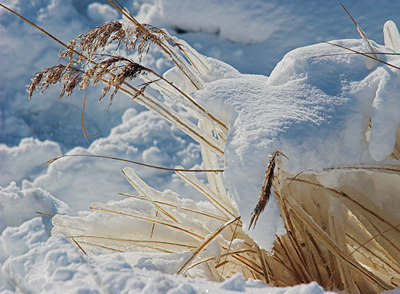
[194,39,400,249]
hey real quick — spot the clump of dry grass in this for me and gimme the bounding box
[266,165,400,293]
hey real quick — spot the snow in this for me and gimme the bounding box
[195,39,400,249]
[0,181,70,233]
[1,218,330,293]
[87,2,119,23]
[1,0,399,293]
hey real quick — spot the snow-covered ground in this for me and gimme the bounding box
[1,0,400,293]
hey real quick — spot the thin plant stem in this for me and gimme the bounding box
[43,154,224,173]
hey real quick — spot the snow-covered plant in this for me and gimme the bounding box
[1,1,400,293]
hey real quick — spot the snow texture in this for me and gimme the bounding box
[1,0,400,293]
[0,217,331,293]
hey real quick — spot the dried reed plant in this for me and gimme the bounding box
[2,1,400,293]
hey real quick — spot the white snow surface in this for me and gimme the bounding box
[1,0,400,293]
[194,40,400,249]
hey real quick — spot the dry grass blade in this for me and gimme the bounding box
[70,235,196,250]
[319,164,400,174]
[324,41,400,71]
[177,216,240,275]
[42,154,223,173]
[35,211,55,218]
[220,218,240,280]
[340,2,378,68]
[71,237,87,255]
[255,245,270,284]
[310,52,400,59]
[71,239,125,253]
[119,192,231,223]
[176,169,236,218]
[81,87,96,144]
[347,224,400,260]
[90,202,205,240]
[186,249,255,272]
[249,151,288,229]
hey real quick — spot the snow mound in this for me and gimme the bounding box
[194,39,400,249]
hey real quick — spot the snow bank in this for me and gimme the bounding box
[136,0,400,46]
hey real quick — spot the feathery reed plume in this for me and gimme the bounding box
[81,55,153,103]
[27,64,84,100]
[59,21,128,64]
[3,3,226,157]
[27,57,154,105]
[129,23,182,61]
[249,151,287,229]
[59,20,181,64]
[106,0,206,90]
